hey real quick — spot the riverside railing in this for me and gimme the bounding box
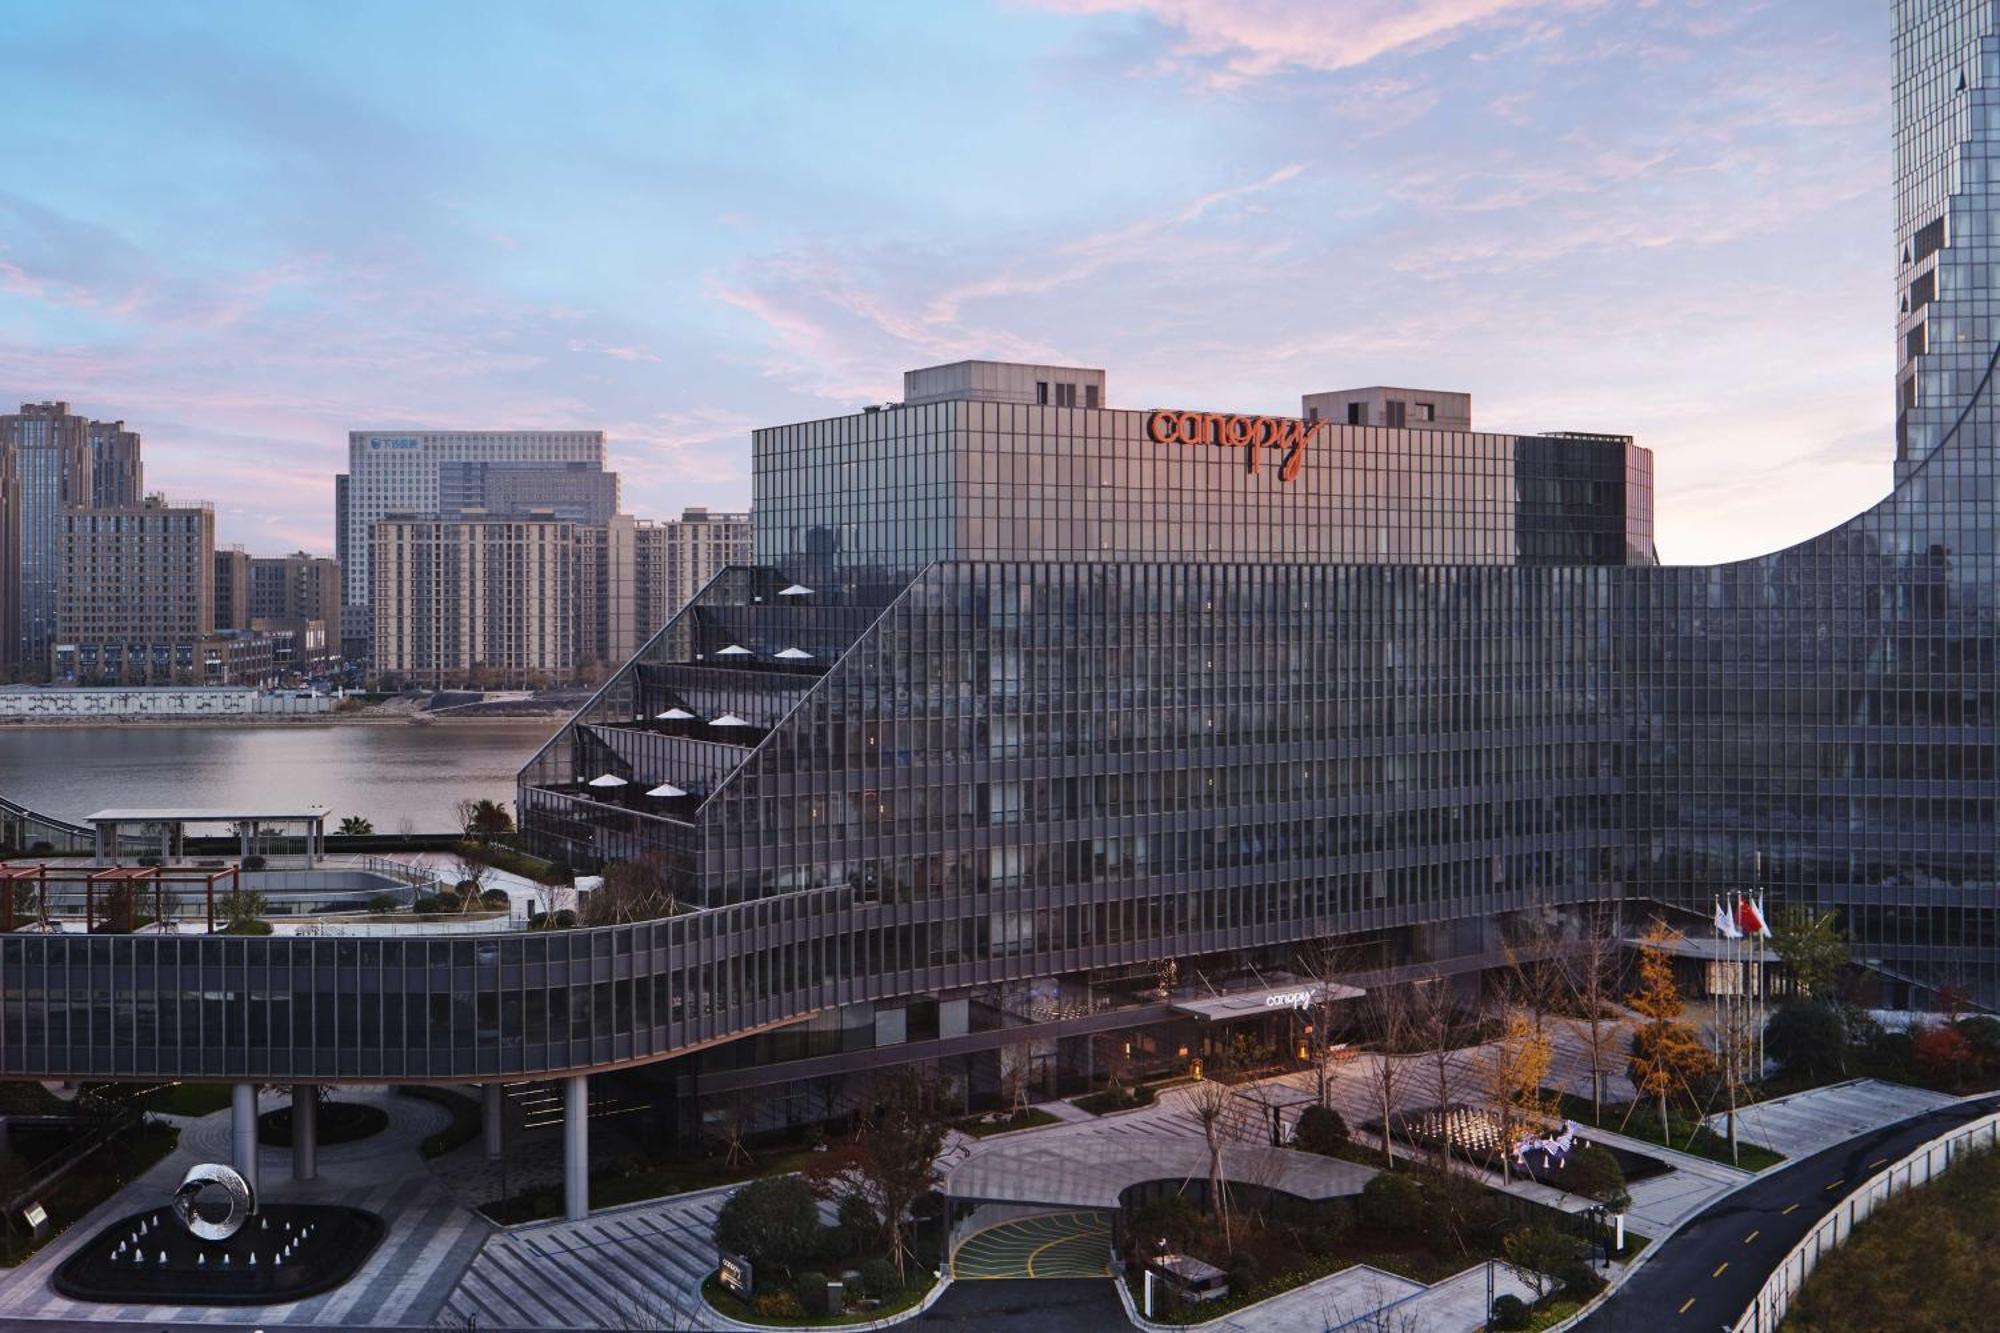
[1731,1108,2000,1332]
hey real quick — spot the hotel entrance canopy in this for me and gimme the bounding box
[86,807,330,868]
[1168,981,1365,1024]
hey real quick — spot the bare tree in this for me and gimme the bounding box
[1561,911,1630,1126]
[1294,936,1362,1109]
[582,853,679,925]
[451,798,480,839]
[450,844,493,914]
[1358,979,1415,1167]
[1183,1073,1240,1254]
[1408,969,1463,1170]
[1500,908,1568,1037]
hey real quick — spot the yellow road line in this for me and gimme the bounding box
[1712,1262,1729,1278]
[1782,1203,1801,1215]
[1824,1178,1844,1191]
[1679,1297,1696,1314]
[1744,1230,1759,1244]
[1868,1157,1889,1170]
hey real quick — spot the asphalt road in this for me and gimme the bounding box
[1577,1092,2000,1331]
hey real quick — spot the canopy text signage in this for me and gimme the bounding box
[1146,410,1318,482]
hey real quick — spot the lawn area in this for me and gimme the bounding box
[700,1270,936,1327]
[1549,1092,1785,1172]
[1072,1085,1157,1115]
[398,1085,483,1158]
[0,1120,179,1267]
[1781,1142,2000,1331]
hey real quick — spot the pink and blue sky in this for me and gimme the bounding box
[2,0,1888,564]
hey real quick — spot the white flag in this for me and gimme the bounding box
[1714,897,1741,939]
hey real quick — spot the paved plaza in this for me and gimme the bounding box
[0,1086,492,1327]
[1701,1077,1958,1155]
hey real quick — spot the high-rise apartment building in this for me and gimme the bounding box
[53,498,214,685]
[371,513,577,687]
[246,550,342,672]
[212,547,251,631]
[336,429,606,654]
[594,507,751,668]
[0,403,95,678]
[87,419,144,509]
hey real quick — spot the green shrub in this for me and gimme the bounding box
[1360,1172,1425,1234]
[1560,1259,1607,1299]
[858,1256,902,1298]
[715,1177,824,1279]
[1767,999,1847,1079]
[1490,1293,1530,1330]
[1294,1104,1350,1156]
[794,1270,834,1317]
[1225,1253,1261,1297]
[752,1290,802,1319]
[1568,1144,1631,1210]
[1126,1195,1204,1253]
[832,1193,879,1260]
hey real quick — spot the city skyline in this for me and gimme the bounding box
[3,0,1888,564]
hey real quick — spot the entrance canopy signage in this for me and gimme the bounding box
[1170,980,1364,1023]
[1145,410,1318,482]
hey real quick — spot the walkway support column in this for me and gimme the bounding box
[563,1074,589,1222]
[483,1082,505,1161]
[230,1083,259,1198]
[291,1084,318,1181]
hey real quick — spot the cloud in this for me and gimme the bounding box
[567,338,662,363]
[1027,0,1595,85]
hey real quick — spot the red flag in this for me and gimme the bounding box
[1737,895,1766,936]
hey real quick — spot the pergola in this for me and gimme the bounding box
[86,807,329,868]
[0,862,242,932]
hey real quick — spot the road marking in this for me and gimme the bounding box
[1712,1262,1729,1278]
[1679,1297,1697,1315]
[1868,1157,1889,1170]
[1744,1230,1760,1244]
[1782,1203,1801,1215]
[1824,1178,1844,1191]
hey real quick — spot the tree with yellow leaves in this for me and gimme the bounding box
[1482,1008,1558,1184]
[1625,921,1715,1146]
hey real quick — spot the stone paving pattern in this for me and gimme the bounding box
[0,1085,492,1327]
[1701,1077,1957,1156]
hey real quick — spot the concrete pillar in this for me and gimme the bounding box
[291,1084,318,1181]
[230,1083,259,1199]
[484,1082,505,1162]
[563,1074,589,1222]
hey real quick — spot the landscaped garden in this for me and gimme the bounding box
[700,1070,950,1327]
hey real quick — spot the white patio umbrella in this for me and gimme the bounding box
[655,707,696,720]
[778,584,814,597]
[715,644,753,657]
[586,773,629,788]
[710,713,751,728]
[774,647,814,661]
[646,782,688,798]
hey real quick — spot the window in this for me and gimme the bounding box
[1036,381,1050,405]
[1055,383,1077,408]
[1414,402,1436,423]
[1346,402,1364,425]
[1085,384,1100,410]
[1386,399,1407,428]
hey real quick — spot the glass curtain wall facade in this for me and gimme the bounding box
[9,5,2000,1095]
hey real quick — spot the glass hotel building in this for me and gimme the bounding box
[4,0,2000,1157]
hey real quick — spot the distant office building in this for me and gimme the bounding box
[370,513,577,688]
[336,429,606,654]
[213,547,251,631]
[440,460,619,526]
[0,403,95,678]
[87,419,144,508]
[0,445,17,677]
[247,551,342,672]
[53,498,216,685]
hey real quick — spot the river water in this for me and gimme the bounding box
[0,719,558,831]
